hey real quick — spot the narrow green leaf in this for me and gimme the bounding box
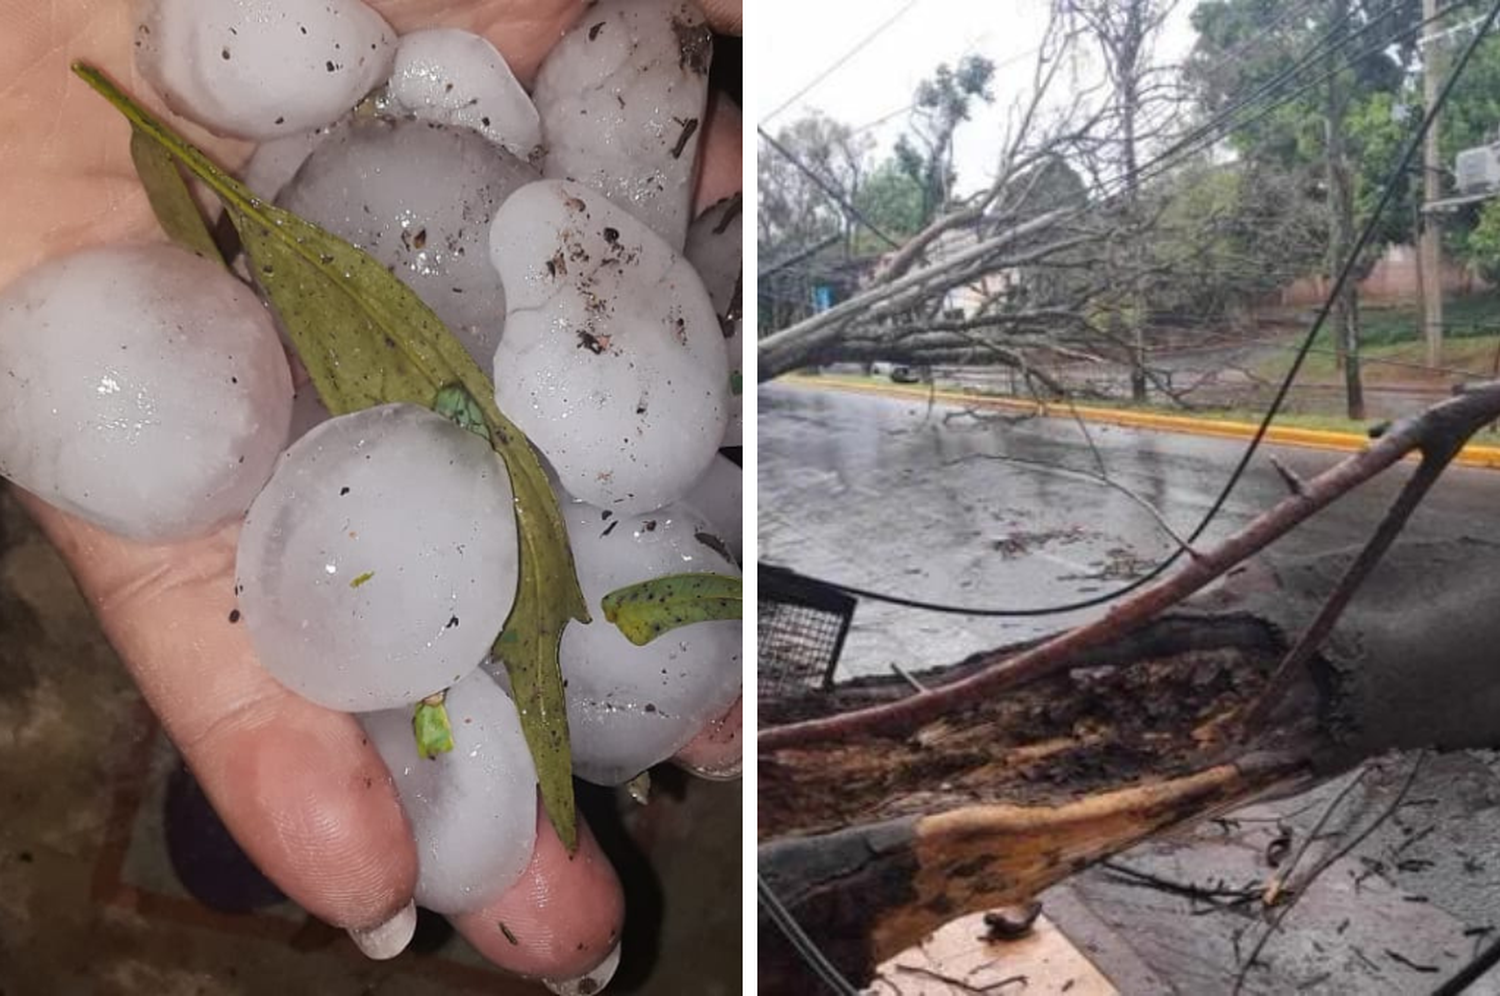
[349,570,376,589]
[414,695,456,759]
[730,369,743,396]
[601,573,742,646]
[129,129,223,264]
[75,62,589,852]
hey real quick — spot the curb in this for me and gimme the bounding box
[786,375,1500,471]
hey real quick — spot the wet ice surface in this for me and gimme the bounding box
[0,244,292,543]
[490,180,727,513]
[279,118,537,367]
[684,195,743,447]
[135,0,395,140]
[238,126,331,201]
[532,0,712,248]
[361,670,537,914]
[550,496,741,786]
[237,404,519,712]
[386,29,542,161]
[682,455,741,565]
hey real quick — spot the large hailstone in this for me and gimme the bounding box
[361,670,537,914]
[0,244,292,543]
[237,405,519,712]
[681,455,741,566]
[545,497,741,786]
[279,118,537,367]
[532,0,713,248]
[685,194,743,447]
[386,29,543,162]
[135,0,395,141]
[489,180,727,513]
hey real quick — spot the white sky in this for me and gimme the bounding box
[752,0,1202,195]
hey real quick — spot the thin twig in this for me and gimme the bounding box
[1231,754,1427,995]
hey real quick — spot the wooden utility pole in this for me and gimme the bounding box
[1421,0,1445,369]
[1327,0,1365,419]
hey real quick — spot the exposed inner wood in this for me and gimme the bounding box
[760,616,1321,841]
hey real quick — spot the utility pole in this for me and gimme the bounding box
[1326,0,1365,419]
[1421,0,1445,369]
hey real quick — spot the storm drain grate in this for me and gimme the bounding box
[758,563,856,700]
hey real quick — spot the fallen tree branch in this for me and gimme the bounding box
[759,381,1500,752]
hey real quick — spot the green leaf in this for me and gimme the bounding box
[75,62,589,852]
[129,130,224,264]
[413,694,456,759]
[729,369,743,396]
[601,573,742,646]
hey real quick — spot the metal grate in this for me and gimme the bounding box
[758,564,857,700]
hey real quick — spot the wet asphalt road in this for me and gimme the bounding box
[759,380,1500,993]
[758,380,1500,679]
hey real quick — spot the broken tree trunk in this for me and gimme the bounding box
[759,537,1500,991]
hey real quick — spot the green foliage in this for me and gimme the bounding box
[851,160,926,253]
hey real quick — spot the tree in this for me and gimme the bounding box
[891,55,997,223]
[849,158,927,255]
[756,111,873,258]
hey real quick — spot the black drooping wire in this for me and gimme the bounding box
[757,873,862,995]
[793,0,1500,619]
[1430,931,1500,994]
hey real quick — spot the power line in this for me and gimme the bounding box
[784,0,1500,619]
[761,0,922,126]
[758,126,903,248]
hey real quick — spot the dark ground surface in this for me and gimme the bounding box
[759,380,1500,994]
[0,488,740,996]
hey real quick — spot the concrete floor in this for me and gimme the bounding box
[0,488,740,995]
[760,381,1500,994]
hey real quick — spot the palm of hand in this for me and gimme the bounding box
[0,0,738,980]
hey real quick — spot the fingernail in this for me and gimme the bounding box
[347,900,416,960]
[682,755,741,781]
[544,939,622,995]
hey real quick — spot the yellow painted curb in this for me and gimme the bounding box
[785,375,1500,471]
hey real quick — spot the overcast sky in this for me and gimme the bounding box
[752,0,1202,194]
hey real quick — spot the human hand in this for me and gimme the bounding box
[0,0,741,986]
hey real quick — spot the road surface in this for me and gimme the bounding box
[759,380,1500,679]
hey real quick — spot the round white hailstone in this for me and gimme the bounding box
[280,118,537,366]
[239,126,333,201]
[554,496,741,786]
[237,404,519,712]
[532,0,712,248]
[489,180,727,514]
[361,670,537,914]
[684,195,743,447]
[135,0,396,141]
[386,29,543,162]
[0,244,292,543]
[681,455,740,566]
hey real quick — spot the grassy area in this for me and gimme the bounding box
[1358,293,1500,347]
[1250,331,1500,384]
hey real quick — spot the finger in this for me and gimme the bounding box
[674,696,742,779]
[697,0,743,35]
[16,493,418,936]
[450,804,626,985]
[364,0,583,85]
[695,91,743,214]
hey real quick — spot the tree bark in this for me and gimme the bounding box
[758,536,1500,991]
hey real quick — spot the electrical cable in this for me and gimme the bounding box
[756,873,863,995]
[761,0,922,126]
